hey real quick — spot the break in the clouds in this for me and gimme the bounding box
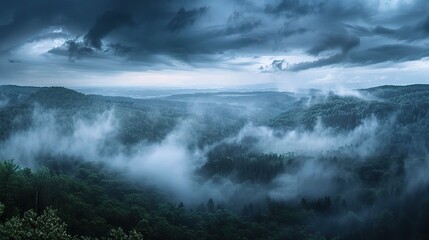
[1,0,429,87]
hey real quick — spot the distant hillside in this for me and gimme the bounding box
[270,84,429,130]
[28,87,90,108]
[2,84,429,148]
[363,84,429,99]
[0,85,39,105]
[2,84,429,239]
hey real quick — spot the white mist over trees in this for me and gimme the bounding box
[1,85,429,239]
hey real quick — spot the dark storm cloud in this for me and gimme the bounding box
[349,44,429,65]
[289,54,346,71]
[287,44,429,71]
[279,26,307,37]
[0,0,58,50]
[47,38,94,62]
[348,14,429,42]
[264,0,324,16]
[65,40,94,61]
[84,11,134,49]
[380,15,429,41]
[307,33,360,56]
[284,33,361,71]
[108,43,132,56]
[1,0,429,75]
[373,26,396,35]
[166,7,209,32]
[264,32,361,72]
[225,11,261,35]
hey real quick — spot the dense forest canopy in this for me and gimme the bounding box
[1,84,429,239]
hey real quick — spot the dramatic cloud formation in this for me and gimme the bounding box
[84,10,135,49]
[1,0,429,87]
[2,86,429,210]
[167,7,209,32]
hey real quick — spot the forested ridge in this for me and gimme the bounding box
[1,85,429,239]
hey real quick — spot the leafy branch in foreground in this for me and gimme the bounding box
[0,205,144,240]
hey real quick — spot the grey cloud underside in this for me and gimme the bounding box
[167,7,209,32]
[1,0,429,72]
[265,43,429,72]
[84,11,135,49]
[264,0,325,16]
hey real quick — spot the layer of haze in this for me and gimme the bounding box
[1,90,427,207]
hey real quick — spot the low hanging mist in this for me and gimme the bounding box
[1,85,429,239]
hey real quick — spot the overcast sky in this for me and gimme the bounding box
[1,0,429,89]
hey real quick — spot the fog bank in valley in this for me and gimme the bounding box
[1,88,428,209]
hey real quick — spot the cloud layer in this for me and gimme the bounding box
[1,0,429,86]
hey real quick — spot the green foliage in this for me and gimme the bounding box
[28,87,89,108]
[0,160,322,240]
[0,160,20,215]
[2,85,429,239]
[270,95,395,130]
[0,202,4,217]
[105,228,143,240]
[0,208,73,240]
[201,145,294,183]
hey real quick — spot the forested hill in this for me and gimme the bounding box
[2,84,429,130]
[270,85,429,128]
[1,84,429,239]
[365,84,429,99]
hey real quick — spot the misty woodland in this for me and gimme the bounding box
[1,1,429,240]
